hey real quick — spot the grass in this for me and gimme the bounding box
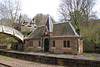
[82,53,91,55]
[86,55,94,59]
[0,55,11,59]
[82,53,94,60]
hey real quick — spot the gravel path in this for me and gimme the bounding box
[0,55,65,67]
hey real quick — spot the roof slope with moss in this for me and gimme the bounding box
[27,22,79,39]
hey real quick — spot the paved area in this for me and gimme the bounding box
[0,55,65,67]
[0,50,100,67]
[4,50,100,61]
[83,53,100,61]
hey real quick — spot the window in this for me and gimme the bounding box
[63,41,66,47]
[28,41,33,46]
[53,41,55,47]
[39,41,41,46]
[67,41,70,47]
[63,41,70,48]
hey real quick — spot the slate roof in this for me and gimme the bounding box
[28,26,45,38]
[27,22,79,39]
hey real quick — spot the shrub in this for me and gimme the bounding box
[22,31,32,35]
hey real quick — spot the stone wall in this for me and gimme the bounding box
[25,37,83,54]
[0,45,11,50]
[49,37,78,54]
[0,50,99,67]
[25,39,42,51]
[11,42,24,50]
[83,43,95,53]
[0,45,7,49]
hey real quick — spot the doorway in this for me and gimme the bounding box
[44,38,49,52]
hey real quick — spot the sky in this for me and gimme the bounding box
[93,0,100,19]
[21,0,60,21]
[20,0,100,21]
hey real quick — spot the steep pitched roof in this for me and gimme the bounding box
[27,22,79,39]
[45,16,53,32]
[28,25,45,38]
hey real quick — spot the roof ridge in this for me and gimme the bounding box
[68,22,79,36]
[27,27,38,38]
[34,21,69,28]
[53,22,68,25]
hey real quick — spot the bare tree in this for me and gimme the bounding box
[34,13,55,26]
[0,0,21,27]
[58,0,95,29]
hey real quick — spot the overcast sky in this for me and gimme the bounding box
[21,0,100,21]
[93,0,100,18]
[21,0,60,21]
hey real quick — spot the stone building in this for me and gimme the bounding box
[24,16,83,54]
[21,18,37,31]
[15,14,37,32]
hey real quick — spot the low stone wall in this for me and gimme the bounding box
[0,46,7,49]
[84,44,95,53]
[0,50,100,67]
[0,45,11,49]
[11,42,24,50]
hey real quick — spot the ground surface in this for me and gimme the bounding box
[82,53,100,60]
[2,50,100,61]
[0,50,100,67]
[0,55,65,67]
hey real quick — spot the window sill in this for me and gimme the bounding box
[62,47,71,49]
[28,46,33,48]
[38,47,41,48]
[51,47,56,49]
